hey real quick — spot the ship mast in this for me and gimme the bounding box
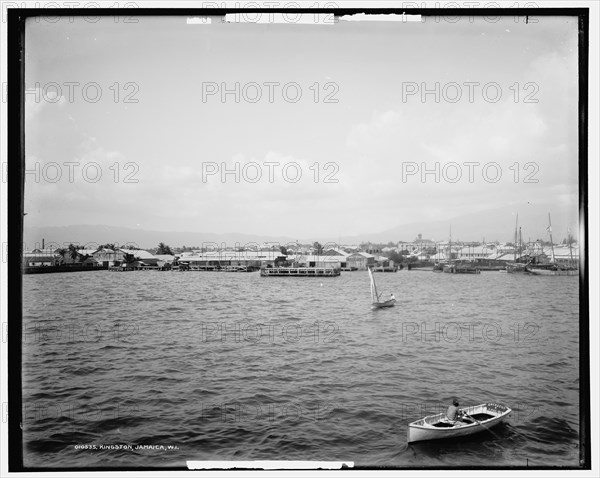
[568,228,574,267]
[448,225,452,263]
[548,213,556,263]
[518,227,522,262]
[513,214,518,262]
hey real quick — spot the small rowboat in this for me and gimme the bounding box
[407,403,511,443]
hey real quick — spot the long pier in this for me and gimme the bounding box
[24,265,107,274]
[260,267,341,277]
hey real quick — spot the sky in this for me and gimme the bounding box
[24,14,580,242]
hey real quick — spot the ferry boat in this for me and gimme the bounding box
[260,266,341,277]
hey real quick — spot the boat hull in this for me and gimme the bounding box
[506,263,527,273]
[526,266,578,276]
[443,264,480,274]
[372,299,396,309]
[407,403,511,443]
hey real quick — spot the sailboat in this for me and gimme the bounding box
[525,213,577,276]
[368,267,396,309]
[442,226,480,274]
[506,215,527,273]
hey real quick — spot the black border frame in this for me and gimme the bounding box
[6,6,591,472]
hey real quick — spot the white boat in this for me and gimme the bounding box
[407,402,511,443]
[368,267,396,309]
[526,265,577,276]
[525,213,578,276]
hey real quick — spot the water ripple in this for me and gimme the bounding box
[22,270,580,468]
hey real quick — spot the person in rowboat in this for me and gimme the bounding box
[390,294,395,301]
[446,399,465,423]
[445,399,475,425]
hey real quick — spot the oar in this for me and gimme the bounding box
[462,412,502,440]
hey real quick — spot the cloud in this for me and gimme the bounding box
[340,90,577,227]
[25,86,66,122]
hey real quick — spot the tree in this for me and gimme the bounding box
[562,234,576,245]
[56,248,67,264]
[387,250,404,264]
[280,246,288,256]
[122,253,137,265]
[157,242,174,255]
[79,253,92,264]
[313,242,323,255]
[68,244,80,262]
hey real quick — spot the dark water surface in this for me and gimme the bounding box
[21,270,581,468]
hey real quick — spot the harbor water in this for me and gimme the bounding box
[21,270,581,468]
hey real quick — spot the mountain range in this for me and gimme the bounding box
[23,201,579,250]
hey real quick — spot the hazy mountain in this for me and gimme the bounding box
[24,202,579,250]
[23,225,299,251]
[331,201,579,244]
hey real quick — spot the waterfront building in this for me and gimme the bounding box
[178,250,285,269]
[296,254,348,269]
[91,248,120,267]
[117,249,160,268]
[23,250,59,267]
[347,252,376,270]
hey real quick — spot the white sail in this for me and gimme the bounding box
[368,267,379,303]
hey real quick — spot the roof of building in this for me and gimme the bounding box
[297,255,346,263]
[92,248,118,254]
[24,255,57,261]
[119,249,157,260]
[322,248,350,257]
[457,246,494,254]
[72,249,99,256]
[179,250,285,261]
[154,254,175,262]
[348,252,375,259]
[23,250,59,257]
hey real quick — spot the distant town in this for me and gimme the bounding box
[22,231,579,274]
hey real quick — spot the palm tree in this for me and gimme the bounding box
[157,242,173,255]
[56,248,67,265]
[68,244,80,263]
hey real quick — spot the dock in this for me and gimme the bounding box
[24,265,107,274]
[109,265,166,272]
[372,266,397,272]
[173,265,258,272]
[260,267,341,277]
[443,264,481,274]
